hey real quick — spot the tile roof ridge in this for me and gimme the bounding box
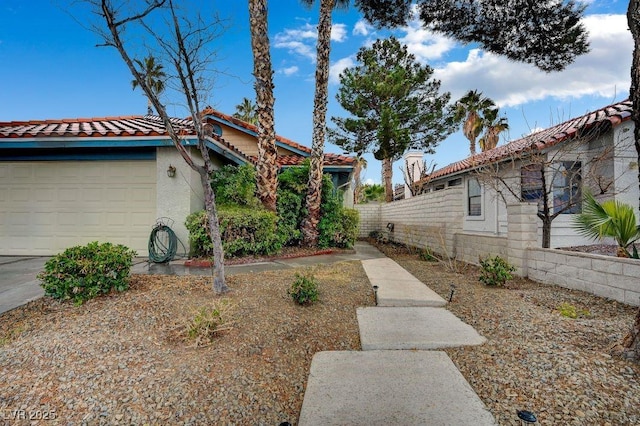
[0,115,145,126]
[418,99,632,184]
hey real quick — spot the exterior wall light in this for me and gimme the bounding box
[167,164,176,178]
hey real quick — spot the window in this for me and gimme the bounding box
[448,178,462,187]
[520,161,582,214]
[552,161,582,214]
[468,178,481,216]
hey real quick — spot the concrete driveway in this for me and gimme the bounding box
[0,257,48,315]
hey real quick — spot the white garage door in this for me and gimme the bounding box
[0,161,156,256]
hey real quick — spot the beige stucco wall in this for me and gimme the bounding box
[156,147,206,253]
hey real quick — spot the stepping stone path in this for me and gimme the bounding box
[299,253,496,425]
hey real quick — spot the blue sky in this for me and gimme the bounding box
[0,0,633,185]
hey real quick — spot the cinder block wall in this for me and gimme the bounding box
[355,203,382,237]
[528,248,640,306]
[356,188,464,258]
[456,233,508,265]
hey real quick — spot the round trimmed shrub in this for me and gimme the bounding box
[38,241,136,305]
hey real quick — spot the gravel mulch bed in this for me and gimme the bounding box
[0,262,373,425]
[376,242,640,426]
[2,243,640,425]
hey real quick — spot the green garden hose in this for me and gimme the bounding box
[148,223,178,263]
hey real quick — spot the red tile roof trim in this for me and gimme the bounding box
[0,110,355,168]
[421,99,632,183]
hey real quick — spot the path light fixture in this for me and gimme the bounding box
[386,222,394,232]
[448,284,456,302]
[372,285,379,306]
[517,410,537,425]
[167,164,176,178]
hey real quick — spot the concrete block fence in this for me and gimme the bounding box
[528,248,640,306]
[355,191,640,306]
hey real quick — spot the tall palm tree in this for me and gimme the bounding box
[300,0,349,246]
[248,0,279,212]
[131,55,166,115]
[233,97,258,125]
[453,90,496,156]
[479,108,509,151]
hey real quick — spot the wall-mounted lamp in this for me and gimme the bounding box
[167,164,176,178]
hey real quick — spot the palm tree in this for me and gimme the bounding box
[479,108,509,151]
[362,183,385,203]
[573,191,640,258]
[300,0,349,246]
[248,0,279,212]
[453,90,496,156]
[131,55,166,115]
[233,97,258,125]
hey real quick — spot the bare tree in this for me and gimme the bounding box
[88,0,229,292]
[400,157,436,197]
[472,125,631,248]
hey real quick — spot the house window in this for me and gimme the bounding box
[448,178,462,187]
[212,124,223,136]
[468,178,481,216]
[520,161,582,214]
[552,161,582,214]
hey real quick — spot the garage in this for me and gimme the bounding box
[0,160,156,256]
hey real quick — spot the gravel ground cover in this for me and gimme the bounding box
[2,243,640,425]
[0,262,373,425]
[375,242,640,426]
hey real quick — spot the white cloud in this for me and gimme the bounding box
[397,12,457,61]
[274,22,347,63]
[279,66,299,76]
[364,178,375,185]
[329,56,355,84]
[433,14,632,108]
[331,24,348,42]
[353,19,372,36]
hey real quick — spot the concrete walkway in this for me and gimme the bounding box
[299,253,495,425]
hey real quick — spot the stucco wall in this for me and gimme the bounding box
[528,248,640,306]
[156,147,205,254]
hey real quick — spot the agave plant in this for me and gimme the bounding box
[572,191,640,257]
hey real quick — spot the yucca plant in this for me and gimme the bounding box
[572,191,640,258]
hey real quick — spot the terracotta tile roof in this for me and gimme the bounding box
[0,115,192,138]
[422,99,632,183]
[0,110,355,168]
[201,107,313,154]
[276,153,355,167]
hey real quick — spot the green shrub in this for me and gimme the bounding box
[185,206,282,258]
[185,210,214,257]
[319,208,359,248]
[210,164,259,207]
[288,272,319,305]
[557,302,590,319]
[38,241,136,305]
[186,299,235,346]
[420,247,437,262]
[219,205,282,257]
[478,255,515,287]
[278,162,357,248]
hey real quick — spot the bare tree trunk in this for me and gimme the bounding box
[96,0,229,292]
[625,0,640,359]
[382,157,393,203]
[249,0,278,212]
[200,172,228,293]
[541,217,551,248]
[301,0,335,246]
